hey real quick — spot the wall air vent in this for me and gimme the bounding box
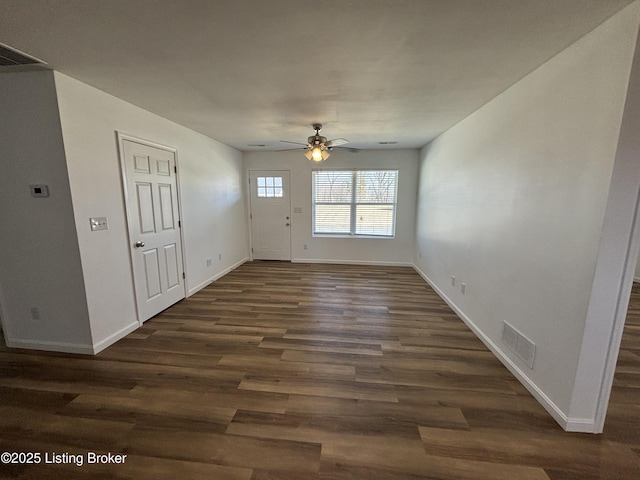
[502,321,536,369]
[0,43,46,68]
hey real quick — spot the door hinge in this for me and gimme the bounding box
[251,247,253,253]
[250,213,252,220]
[174,166,177,173]
[178,220,181,228]
[182,272,185,279]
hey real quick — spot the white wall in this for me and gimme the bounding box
[53,72,249,351]
[0,71,92,351]
[244,149,418,266]
[414,3,640,431]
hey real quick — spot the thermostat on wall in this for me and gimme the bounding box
[30,184,49,197]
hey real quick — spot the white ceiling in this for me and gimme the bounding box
[0,0,634,151]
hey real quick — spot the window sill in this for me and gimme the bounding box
[312,234,396,240]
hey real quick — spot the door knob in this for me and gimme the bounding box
[135,241,145,248]
[285,223,290,226]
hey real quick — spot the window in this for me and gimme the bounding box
[312,169,398,237]
[256,176,283,198]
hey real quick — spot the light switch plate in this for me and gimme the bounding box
[90,217,108,231]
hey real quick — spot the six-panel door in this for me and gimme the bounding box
[123,139,185,322]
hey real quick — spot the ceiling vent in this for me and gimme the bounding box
[0,43,46,69]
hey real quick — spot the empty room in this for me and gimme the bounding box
[1,1,640,478]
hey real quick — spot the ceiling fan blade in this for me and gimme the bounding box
[275,147,307,152]
[279,140,309,146]
[325,138,349,148]
[331,146,360,153]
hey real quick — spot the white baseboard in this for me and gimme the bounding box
[292,258,413,267]
[5,337,95,355]
[91,320,140,354]
[188,257,249,296]
[564,417,598,433]
[411,264,593,433]
[5,320,141,355]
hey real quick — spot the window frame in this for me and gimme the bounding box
[312,169,399,238]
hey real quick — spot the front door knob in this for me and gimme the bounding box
[135,241,145,248]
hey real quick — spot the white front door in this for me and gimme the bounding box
[249,170,291,260]
[121,137,185,322]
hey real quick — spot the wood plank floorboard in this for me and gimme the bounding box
[0,261,639,479]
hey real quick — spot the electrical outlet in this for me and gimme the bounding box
[461,283,466,295]
[30,307,40,320]
[206,258,212,267]
[218,253,222,261]
[303,244,308,250]
[451,275,456,286]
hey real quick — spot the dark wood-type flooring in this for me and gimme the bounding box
[1,261,639,479]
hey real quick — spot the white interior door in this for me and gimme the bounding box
[249,170,291,260]
[122,138,185,322]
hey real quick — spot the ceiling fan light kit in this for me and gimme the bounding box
[305,146,330,162]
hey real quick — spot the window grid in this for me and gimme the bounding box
[313,170,398,237]
[256,176,283,198]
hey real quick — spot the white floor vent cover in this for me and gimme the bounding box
[502,321,536,369]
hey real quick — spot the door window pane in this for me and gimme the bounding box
[256,176,283,198]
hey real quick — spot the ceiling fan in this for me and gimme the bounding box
[280,124,349,162]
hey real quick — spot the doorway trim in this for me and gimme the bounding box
[116,131,188,325]
[593,183,640,432]
[576,27,640,433]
